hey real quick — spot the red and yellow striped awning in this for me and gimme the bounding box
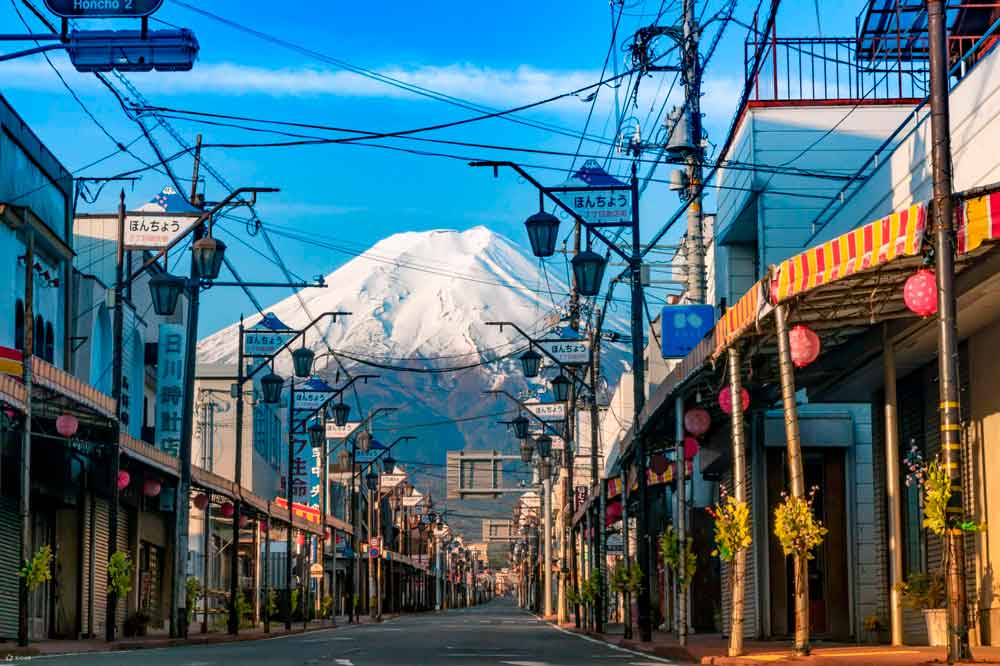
[957,191,1000,253]
[0,346,22,378]
[771,203,927,303]
[714,280,766,356]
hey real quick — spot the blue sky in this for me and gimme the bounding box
[1,0,860,334]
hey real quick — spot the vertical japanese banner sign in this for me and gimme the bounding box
[155,323,186,456]
[290,435,322,510]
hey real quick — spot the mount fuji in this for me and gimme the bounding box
[198,226,628,535]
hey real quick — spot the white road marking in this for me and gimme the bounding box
[500,662,549,666]
[544,618,675,664]
[334,660,354,666]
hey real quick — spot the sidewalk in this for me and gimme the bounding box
[554,622,1000,665]
[0,614,398,659]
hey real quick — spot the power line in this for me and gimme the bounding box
[168,0,625,147]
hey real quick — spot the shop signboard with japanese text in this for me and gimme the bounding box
[525,401,565,422]
[155,323,185,456]
[288,434,322,509]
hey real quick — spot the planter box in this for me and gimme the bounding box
[924,608,947,647]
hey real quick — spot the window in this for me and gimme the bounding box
[43,322,54,363]
[13,300,23,351]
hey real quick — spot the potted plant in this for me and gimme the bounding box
[895,572,946,645]
[124,608,150,637]
[19,545,52,594]
[904,447,985,646]
[185,577,202,628]
[863,614,883,644]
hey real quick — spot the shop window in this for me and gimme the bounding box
[14,300,24,350]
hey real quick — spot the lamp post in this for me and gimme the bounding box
[473,160,648,641]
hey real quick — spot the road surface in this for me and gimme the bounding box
[34,599,674,665]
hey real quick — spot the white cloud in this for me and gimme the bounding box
[0,57,742,127]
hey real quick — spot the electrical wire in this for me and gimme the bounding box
[168,0,627,147]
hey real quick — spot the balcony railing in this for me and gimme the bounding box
[745,34,929,102]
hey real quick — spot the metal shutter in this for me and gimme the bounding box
[0,497,20,638]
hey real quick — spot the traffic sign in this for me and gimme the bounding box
[309,563,323,579]
[369,547,380,559]
[45,0,164,18]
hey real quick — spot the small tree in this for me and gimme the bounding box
[660,525,697,590]
[185,577,202,627]
[108,551,134,599]
[19,545,53,593]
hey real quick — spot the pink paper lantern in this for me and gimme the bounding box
[117,470,130,490]
[683,436,700,460]
[220,502,234,518]
[193,493,209,511]
[56,413,79,438]
[683,408,711,437]
[718,386,750,415]
[239,514,251,528]
[789,324,821,368]
[142,478,161,497]
[904,269,938,317]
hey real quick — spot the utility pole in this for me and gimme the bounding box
[173,134,203,639]
[677,0,704,644]
[17,228,33,648]
[682,0,706,303]
[106,191,126,642]
[590,309,604,633]
[927,1,971,661]
[228,317,245,635]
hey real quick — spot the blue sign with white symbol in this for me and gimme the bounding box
[660,304,715,358]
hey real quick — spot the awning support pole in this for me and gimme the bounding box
[728,345,748,657]
[774,303,810,656]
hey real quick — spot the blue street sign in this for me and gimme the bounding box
[660,304,715,358]
[369,547,380,559]
[45,0,164,18]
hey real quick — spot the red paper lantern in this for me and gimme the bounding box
[296,533,305,547]
[683,408,711,437]
[56,413,79,438]
[650,453,669,475]
[904,268,937,317]
[142,478,161,497]
[718,386,750,415]
[789,324,821,368]
[220,502,234,518]
[683,436,700,460]
[193,493,209,511]
[605,501,622,526]
[117,470,130,490]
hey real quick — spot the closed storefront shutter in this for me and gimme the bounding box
[0,496,20,639]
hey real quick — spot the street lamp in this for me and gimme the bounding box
[512,415,529,439]
[365,469,379,491]
[524,210,560,258]
[291,345,315,379]
[550,374,571,403]
[382,453,397,475]
[260,372,284,404]
[519,439,534,463]
[308,420,325,449]
[534,435,552,460]
[331,401,350,427]
[571,249,607,297]
[148,272,186,316]
[518,349,542,378]
[356,430,372,453]
[191,234,227,280]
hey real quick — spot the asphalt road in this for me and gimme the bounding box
[32,598,675,666]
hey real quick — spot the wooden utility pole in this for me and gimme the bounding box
[927,1,971,661]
